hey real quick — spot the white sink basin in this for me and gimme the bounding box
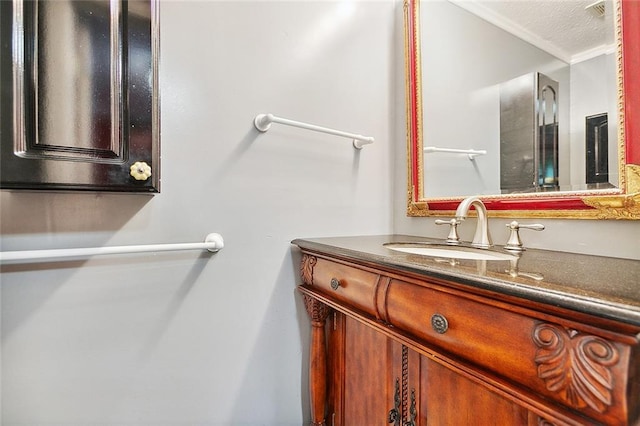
[384,243,517,261]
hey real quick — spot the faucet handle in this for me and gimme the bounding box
[435,218,461,244]
[504,221,545,252]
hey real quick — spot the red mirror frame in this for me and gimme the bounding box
[405,0,640,219]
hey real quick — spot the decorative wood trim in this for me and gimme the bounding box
[301,254,317,286]
[327,311,345,426]
[402,345,409,421]
[374,276,392,324]
[303,294,331,426]
[532,323,619,414]
[388,345,412,426]
[303,293,331,325]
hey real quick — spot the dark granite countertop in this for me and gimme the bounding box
[292,235,640,327]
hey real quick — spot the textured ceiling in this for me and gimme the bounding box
[452,0,616,63]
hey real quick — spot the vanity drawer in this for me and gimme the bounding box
[308,257,380,317]
[384,278,634,424]
[386,278,535,372]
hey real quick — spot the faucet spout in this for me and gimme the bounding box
[455,196,492,248]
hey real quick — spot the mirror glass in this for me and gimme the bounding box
[420,0,618,197]
[405,0,640,219]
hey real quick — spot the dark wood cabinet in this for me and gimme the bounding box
[0,0,160,192]
[297,249,640,426]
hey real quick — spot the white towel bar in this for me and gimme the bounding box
[0,233,224,263]
[423,146,487,160]
[253,113,374,149]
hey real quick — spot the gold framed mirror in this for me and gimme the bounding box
[404,0,640,219]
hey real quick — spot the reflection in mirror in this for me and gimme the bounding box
[500,72,561,193]
[420,0,618,197]
[405,0,640,219]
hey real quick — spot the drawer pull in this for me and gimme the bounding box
[431,313,449,334]
[330,278,341,290]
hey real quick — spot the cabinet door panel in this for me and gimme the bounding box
[343,316,397,423]
[421,357,529,425]
[340,315,401,425]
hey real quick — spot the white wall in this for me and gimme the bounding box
[0,1,395,424]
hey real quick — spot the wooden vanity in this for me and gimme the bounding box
[293,235,640,426]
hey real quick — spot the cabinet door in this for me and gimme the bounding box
[328,313,402,426]
[0,0,160,192]
[416,354,532,425]
[328,313,550,426]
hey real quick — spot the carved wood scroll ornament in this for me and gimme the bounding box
[301,254,317,286]
[302,294,331,325]
[532,323,619,414]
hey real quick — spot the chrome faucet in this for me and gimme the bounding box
[455,196,492,248]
